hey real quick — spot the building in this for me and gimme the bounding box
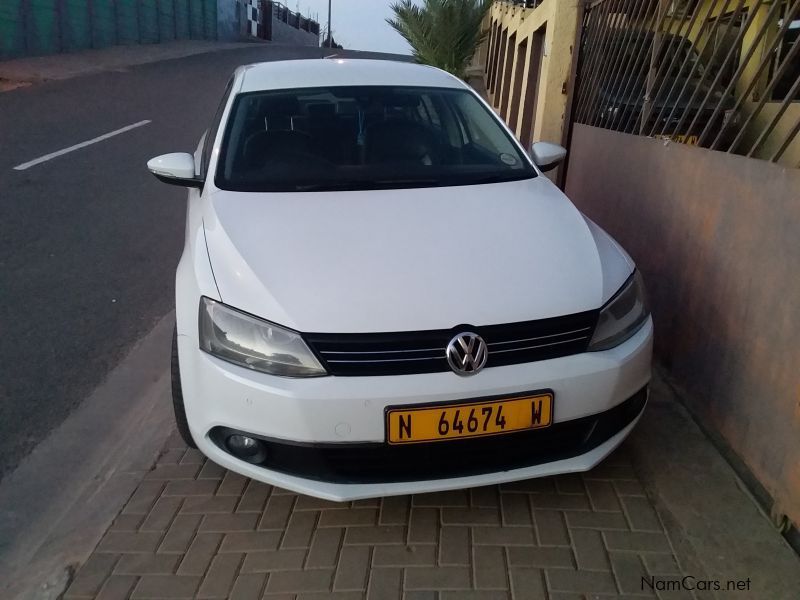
[481,0,800,547]
[0,0,320,60]
[481,0,581,158]
[483,0,798,167]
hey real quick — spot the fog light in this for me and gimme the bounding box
[226,434,267,464]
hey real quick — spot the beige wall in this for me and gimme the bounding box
[481,0,580,149]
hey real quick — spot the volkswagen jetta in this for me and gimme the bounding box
[147,59,653,501]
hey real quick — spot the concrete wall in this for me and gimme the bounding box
[565,123,800,529]
[217,1,319,46]
[0,1,219,60]
[270,16,318,46]
[217,0,244,42]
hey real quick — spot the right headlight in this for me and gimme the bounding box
[588,271,650,351]
[199,297,327,378]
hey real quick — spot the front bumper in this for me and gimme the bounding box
[178,317,653,500]
[209,386,646,483]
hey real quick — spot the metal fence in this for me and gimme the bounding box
[0,0,219,60]
[270,1,320,35]
[573,0,799,165]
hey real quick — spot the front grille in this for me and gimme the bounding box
[209,387,647,484]
[303,311,599,376]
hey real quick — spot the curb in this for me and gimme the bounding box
[0,313,176,600]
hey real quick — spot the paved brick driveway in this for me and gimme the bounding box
[64,432,690,600]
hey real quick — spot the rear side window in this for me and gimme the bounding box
[215,85,535,192]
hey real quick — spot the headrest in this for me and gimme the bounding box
[307,103,337,118]
[365,119,439,164]
[260,95,301,117]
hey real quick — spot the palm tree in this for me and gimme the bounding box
[388,0,493,79]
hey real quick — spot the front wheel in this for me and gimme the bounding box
[171,327,197,448]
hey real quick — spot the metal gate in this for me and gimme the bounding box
[570,0,799,165]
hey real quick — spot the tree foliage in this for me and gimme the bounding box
[387,0,493,79]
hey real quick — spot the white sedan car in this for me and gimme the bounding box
[148,59,652,501]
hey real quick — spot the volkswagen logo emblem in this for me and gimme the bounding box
[446,332,488,376]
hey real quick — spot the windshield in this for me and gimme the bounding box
[215,85,536,192]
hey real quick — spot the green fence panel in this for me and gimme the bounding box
[91,0,116,48]
[63,0,91,50]
[0,0,24,58]
[116,0,139,44]
[138,0,158,43]
[157,0,176,41]
[3,0,219,60]
[174,0,189,39]
[188,0,203,39]
[28,0,60,55]
[203,0,216,40]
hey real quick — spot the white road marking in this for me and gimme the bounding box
[13,120,152,171]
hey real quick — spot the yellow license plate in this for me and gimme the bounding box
[386,393,553,445]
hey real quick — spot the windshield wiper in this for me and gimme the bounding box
[294,179,441,192]
[470,173,534,185]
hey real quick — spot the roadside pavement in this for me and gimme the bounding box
[1,311,797,599]
[61,435,681,600]
[0,41,261,91]
[0,40,409,91]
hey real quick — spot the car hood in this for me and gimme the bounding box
[203,177,633,333]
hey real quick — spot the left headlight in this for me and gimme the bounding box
[199,298,327,378]
[588,271,650,351]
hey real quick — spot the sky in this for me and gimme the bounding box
[286,0,412,55]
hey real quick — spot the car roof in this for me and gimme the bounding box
[237,58,468,93]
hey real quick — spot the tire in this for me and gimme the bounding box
[171,327,197,448]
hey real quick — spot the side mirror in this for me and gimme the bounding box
[530,142,567,172]
[147,153,203,188]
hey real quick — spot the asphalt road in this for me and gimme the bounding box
[0,44,406,480]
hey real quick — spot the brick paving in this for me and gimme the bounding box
[64,432,692,600]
